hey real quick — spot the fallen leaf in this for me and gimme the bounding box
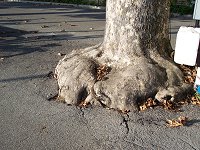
[178,116,188,125]
[146,98,157,107]
[97,64,109,81]
[79,101,90,108]
[179,65,196,84]
[166,116,188,127]
[139,105,147,111]
[162,100,179,110]
[190,95,200,105]
[139,98,157,111]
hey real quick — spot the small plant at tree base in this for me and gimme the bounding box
[194,92,200,100]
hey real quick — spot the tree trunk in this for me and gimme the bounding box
[55,0,192,111]
[103,0,171,61]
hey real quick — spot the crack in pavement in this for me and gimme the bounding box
[124,139,150,149]
[121,114,130,135]
[178,138,198,150]
[77,107,87,122]
[76,107,104,149]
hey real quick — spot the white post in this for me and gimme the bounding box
[194,0,200,27]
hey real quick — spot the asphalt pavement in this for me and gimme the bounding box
[0,2,200,150]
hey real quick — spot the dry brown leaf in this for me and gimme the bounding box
[190,96,200,105]
[97,64,109,81]
[178,116,188,125]
[178,100,189,105]
[166,116,188,127]
[139,105,147,111]
[139,98,157,111]
[162,100,178,110]
[146,98,157,107]
[179,65,196,84]
[79,101,90,107]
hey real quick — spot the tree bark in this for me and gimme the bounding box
[103,0,171,61]
[55,0,192,111]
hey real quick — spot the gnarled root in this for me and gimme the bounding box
[55,46,193,111]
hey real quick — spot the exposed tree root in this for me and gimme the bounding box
[55,45,193,111]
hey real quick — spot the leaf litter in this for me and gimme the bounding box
[96,64,109,81]
[139,98,158,111]
[139,98,180,111]
[78,101,91,108]
[166,116,188,127]
[179,65,196,84]
[139,65,200,112]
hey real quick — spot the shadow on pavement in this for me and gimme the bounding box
[0,25,62,57]
[186,119,200,126]
[0,25,102,57]
[0,2,106,20]
[0,2,105,58]
[0,74,47,83]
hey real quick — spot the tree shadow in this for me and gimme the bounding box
[186,119,200,127]
[0,25,103,58]
[62,12,105,20]
[0,25,62,57]
[0,74,47,83]
[0,2,106,20]
[0,2,105,58]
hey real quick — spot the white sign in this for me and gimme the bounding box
[174,26,200,66]
[194,0,200,20]
[195,67,200,85]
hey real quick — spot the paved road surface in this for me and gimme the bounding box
[0,2,200,150]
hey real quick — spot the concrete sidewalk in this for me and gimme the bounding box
[0,2,200,150]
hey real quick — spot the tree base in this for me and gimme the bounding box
[55,45,192,111]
